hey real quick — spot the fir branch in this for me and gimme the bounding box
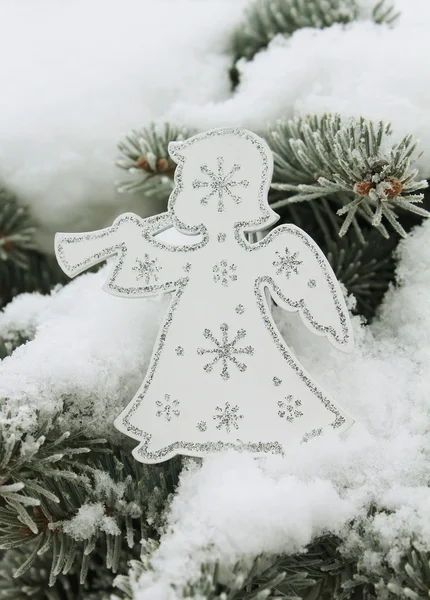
[0,415,106,524]
[384,544,430,600]
[116,122,195,199]
[340,514,430,600]
[0,187,67,310]
[268,114,429,238]
[372,0,400,25]
[0,191,36,270]
[0,330,29,359]
[115,535,360,600]
[229,0,399,83]
[0,541,136,600]
[0,413,181,587]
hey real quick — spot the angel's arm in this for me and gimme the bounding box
[55,212,199,297]
[253,224,353,352]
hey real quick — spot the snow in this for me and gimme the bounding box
[0,270,170,438]
[0,0,246,251]
[0,0,429,252]
[171,19,430,179]
[62,502,120,540]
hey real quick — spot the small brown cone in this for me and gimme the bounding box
[136,156,151,171]
[385,178,403,198]
[156,158,169,173]
[354,181,373,197]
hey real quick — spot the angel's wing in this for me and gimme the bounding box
[254,224,353,352]
[55,212,199,297]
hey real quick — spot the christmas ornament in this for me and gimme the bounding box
[55,128,354,464]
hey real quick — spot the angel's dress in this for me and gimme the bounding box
[56,213,354,463]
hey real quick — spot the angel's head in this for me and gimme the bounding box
[167,128,279,236]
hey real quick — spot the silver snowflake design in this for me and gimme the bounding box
[213,259,238,286]
[272,377,282,387]
[156,394,180,421]
[217,233,227,243]
[273,248,302,278]
[196,421,207,432]
[278,395,303,423]
[183,262,192,273]
[213,402,243,433]
[197,323,254,380]
[133,253,161,284]
[192,156,249,212]
[175,346,184,356]
[308,279,316,288]
[235,304,245,315]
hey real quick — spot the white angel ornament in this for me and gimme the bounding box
[55,128,354,464]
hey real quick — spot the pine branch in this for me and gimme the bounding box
[229,0,399,86]
[0,192,36,269]
[340,513,430,600]
[383,544,430,600]
[0,413,181,587]
[0,331,29,359]
[268,114,428,238]
[116,122,195,199]
[0,540,137,600]
[0,187,67,310]
[115,535,363,600]
[372,0,399,25]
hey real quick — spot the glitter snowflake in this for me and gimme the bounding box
[213,259,238,286]
[273,248,302,278]
[277,395,303,423]
[156,394,180,421]
[213,402,243,433]
[192,157,249,212]
[133,253,161,284]
[197,323,254,380]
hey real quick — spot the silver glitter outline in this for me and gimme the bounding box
[235,225,351,348]
[57,128,352,461]
[168,127,279,238]
[120,283,284,460]
[254,276,345,436]
[56,213,207,297]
